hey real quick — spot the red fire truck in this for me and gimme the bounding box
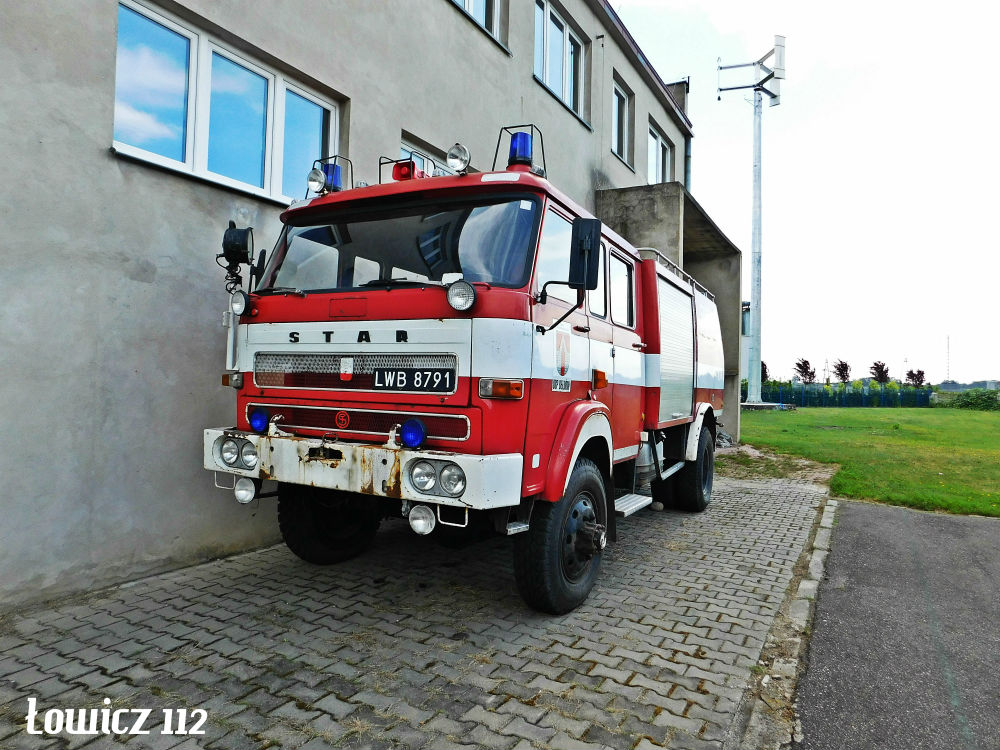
[204,126,725,614]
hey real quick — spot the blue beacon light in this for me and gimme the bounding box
[399,418,427,449]
[249,409,269,433]
[321,163,343,192]
[508,132,533,167]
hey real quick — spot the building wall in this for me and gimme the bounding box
[0,0,699,607]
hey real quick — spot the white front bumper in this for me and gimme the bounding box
[203,428,522,509]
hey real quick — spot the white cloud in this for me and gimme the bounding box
[114,100,179,145]
[115,44,188,109]
[210,63,266,115]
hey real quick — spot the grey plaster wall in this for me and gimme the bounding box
[0,0,698,606]
[594,183,685,265]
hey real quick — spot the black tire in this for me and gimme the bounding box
[673,426,714,512]
[277,484,379,564]
[513,457,607,614]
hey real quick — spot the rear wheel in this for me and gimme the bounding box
[513,458,607,614]
[674,426,714,512]
[278,484,380,564]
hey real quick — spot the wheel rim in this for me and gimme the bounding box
[561,493,597,582]
[701,444,714,498]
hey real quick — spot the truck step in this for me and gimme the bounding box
[615,493,653,517]
[505,521,530,535]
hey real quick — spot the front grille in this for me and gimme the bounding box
[254,352,458,391]
[248,403,470,441]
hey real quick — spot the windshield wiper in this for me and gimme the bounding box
[255,286,308,297]
[359,278,442,289]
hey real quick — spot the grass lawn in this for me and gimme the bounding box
[738,408,1000,517]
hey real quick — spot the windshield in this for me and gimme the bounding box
[258,195,541,292]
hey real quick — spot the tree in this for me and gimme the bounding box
[761,361,770,383]
[794,358,817,384]
[870,361,890,384]
[905,369,926,387]
[833,359,851,383]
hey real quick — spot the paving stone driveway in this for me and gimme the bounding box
[0,477,823,750]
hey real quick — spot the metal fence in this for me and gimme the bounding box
[741,383,933,408]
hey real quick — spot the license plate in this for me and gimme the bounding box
[372,368,454,392]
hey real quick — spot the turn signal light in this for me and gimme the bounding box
[592,369,608,389]
[479,378,523,399]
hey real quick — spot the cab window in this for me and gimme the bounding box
[609,253,634,327]
[534,209,577,304]
[588,244,607,317]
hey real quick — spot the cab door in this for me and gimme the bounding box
[523,207,593,493]
[607,249,644,459]
[587,242,614,422]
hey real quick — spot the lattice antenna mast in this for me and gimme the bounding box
[718,35,785,404]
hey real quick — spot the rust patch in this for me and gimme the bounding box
[384,452,402,499]
[359,451,374,494]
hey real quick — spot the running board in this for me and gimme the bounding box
[615,493,653,517]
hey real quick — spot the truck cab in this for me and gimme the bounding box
[204,128,723,614]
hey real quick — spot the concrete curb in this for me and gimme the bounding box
[731,496,839,749]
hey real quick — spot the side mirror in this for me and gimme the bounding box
[221,220,254,266]
[568,218,601,291]
[250,250,267,288]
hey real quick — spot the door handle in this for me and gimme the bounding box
[573,325,590,333]
[631,342,647,350]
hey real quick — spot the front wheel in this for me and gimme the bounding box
[673,426,714,512]
[513,458,607,614]
[278,484,380,564]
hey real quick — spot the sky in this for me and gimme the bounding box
[614,0,1000,384]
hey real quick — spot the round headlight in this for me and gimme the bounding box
[307,167,327,193]
[234,477,256,504]
[240,442,258,469]
[410,461,437,492]
[408,505,436,535]
[446,143,471,172]
[446,280,476,312]
[439,464,466,496]
[221,439,240,466]
[249,409,269,434]
[230,291,250,316]
[400,418,427,449]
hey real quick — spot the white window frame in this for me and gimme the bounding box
[451,0,500,38]
[113,0,338,203]
[534,1,585,114]
[647,123,673,184]
[612,80,632,163]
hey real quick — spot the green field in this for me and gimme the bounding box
[739,408,1000,517]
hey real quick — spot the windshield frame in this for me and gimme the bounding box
[257,191,545,294]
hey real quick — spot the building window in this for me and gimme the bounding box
[113,0,336,201]
[612,79,632,163]
[647,123,673,184]
[609,253,634,327]
[534,1,584,114]
[451,0,499,37]
[400,143,455,177]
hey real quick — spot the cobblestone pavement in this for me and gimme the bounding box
[0,477,824,750]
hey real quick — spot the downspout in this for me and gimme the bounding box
[684,136,692,191]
